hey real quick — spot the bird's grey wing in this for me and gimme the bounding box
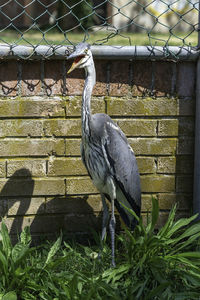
[102,121,141,215]
[81,143,92,179]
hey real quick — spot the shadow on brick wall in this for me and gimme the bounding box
[0,168,102,243]
[30,195,102,244]
[0,168,34,236]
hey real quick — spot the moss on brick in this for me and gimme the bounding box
[158,193,191,210]
[44,119,81,137]
[0,161,5,178]
[116,119,157,137]
[158,120,178,137]
[7,159,47,177]
[48,157,87,176]
[0,139,65,157]
[66,96,105,116]
[46,194,102,214]
[129,138,177,155]
[0,178,65,196]
[66,177,98,195]
[157,157,176,174]
[141,194,154,211]
[65,138,81,156]
[8,198,45,216]
[106,97,178,116]
[0,99,65,117]
[0,120,43,138]
[141,175,175,193]
[137,157,156,174]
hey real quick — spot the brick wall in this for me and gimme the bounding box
[0,58,196,240]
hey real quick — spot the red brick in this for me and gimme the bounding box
[66,62,85,95]
[154,62,174,96]
[44,61,64,96]
[93,60,108,96]
[109,61,130,96]
[0,61,18,96]
[132,61,152,96]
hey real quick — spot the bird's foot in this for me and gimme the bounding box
[111,259,116,268]
[111,262,116,268]
[98,252,102,261]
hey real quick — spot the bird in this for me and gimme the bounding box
[67,42,141,267]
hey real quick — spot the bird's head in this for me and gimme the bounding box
[67,42,93,74]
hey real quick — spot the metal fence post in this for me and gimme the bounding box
[193,5,200,218]
[198,0,200,49]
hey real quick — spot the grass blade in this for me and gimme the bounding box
[0,222,12,259]
[147,197,159,234]
[145,282,170,300]
[176,251,200,259]
[168,222,200,245]
[165,214,199,238]
[0,249,8,274]
[44,235,62,267]
[158,205,177,238]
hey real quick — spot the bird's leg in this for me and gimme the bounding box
[110,197,116,267]
[98,193,109,261]
[108,178,116,268]
[101,193,109,242]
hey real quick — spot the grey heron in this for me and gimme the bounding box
[67,43,141,267]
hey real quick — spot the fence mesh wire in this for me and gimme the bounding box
[0,0,199,59]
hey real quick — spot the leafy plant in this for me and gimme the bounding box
[103,198,200,299]
[0,222,33,297]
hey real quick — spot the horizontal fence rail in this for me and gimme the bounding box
[0,44,199,61]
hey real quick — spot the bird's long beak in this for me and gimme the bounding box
[67,55,85,74]
[67,60,78,74]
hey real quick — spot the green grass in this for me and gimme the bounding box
[1,198,200,299]
[0,29,197,47]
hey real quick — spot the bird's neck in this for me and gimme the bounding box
[82,61,96,138]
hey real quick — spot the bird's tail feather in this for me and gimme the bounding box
[115,199,140,231]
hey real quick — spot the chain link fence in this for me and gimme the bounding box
[0,0,199,59]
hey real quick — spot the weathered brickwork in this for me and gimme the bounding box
[0,59,196,238]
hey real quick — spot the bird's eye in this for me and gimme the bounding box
[84,49,88,54]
